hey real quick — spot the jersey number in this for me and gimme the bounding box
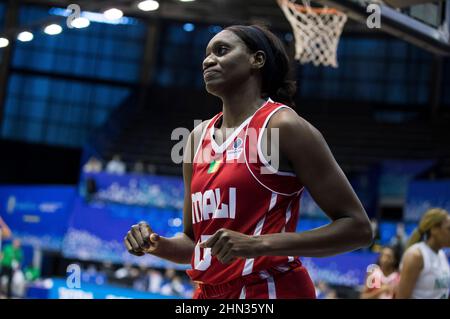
[194,235,212,271]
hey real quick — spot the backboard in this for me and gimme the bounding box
[314,0,450,55]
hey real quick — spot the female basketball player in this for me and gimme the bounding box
[397,208,450,299]
[125,25,373,299]
[360,246,400,299]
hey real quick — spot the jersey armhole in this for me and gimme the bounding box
[244,105,303,196]
[257,105,296,177]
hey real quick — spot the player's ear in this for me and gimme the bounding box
[250,50,266,69]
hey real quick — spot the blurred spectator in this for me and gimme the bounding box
[148,269,163,294]
[0,239,23,298]
[369,219,382,252]
[114,263,133,280]
[106,154,126,175]
[129,267,140,280]
[101,261,115,280]
[390,222,407,253]
[361,246,400,299]
[83,156,103,173]
[324,289,338,299]
[161,275,186,297]
[163,268,176,282]
[0,216,12,240]
[82,264,106,286]
[182,280,195,299]
[84,177,98,202]
[132,160,145,175]
[315,281,336,299]
[24,265,41,282]
[114,263,140,287]
[133,268,149,292]
[159,268,176,295]
[11,266,26,298]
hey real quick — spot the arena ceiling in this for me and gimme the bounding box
[16,0,374,34]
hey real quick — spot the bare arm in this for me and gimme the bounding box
[124,122,207,264]
[396,248,423,299]
[202,109,373,264]
[360,280,391,299]
[360,288,386,299]
[257,109,373,257]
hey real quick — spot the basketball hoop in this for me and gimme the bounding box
[277,0,348,67]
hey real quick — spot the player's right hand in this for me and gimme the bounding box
[124,221,160,256]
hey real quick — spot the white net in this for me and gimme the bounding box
[278,0,348,67]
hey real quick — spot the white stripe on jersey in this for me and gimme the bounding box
[242,215,266,276]
[267,274,277,299]
[242,192,277,276]
[281,199,295,262]
[269,192,278,213]
[259,270,277,299]
[239,286,246,299]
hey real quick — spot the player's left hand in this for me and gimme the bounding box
[199,228,264,264]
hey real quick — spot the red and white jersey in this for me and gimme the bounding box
[186,99,304,285]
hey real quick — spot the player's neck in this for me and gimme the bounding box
[426,238,441,253]
[220,81,265,128]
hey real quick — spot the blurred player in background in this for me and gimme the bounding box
[397,208,450,299]
[0,216,12,259]
[0,239,23,298]
[125,25,373,299]
[360,246,400,299]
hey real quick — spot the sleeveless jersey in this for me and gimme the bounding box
[405,242,450,299]
[186,99,305,285]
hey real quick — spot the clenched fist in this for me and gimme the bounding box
[199,228,263,264]
[124,221,160,256]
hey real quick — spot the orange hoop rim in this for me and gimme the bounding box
[278,0,343,15]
